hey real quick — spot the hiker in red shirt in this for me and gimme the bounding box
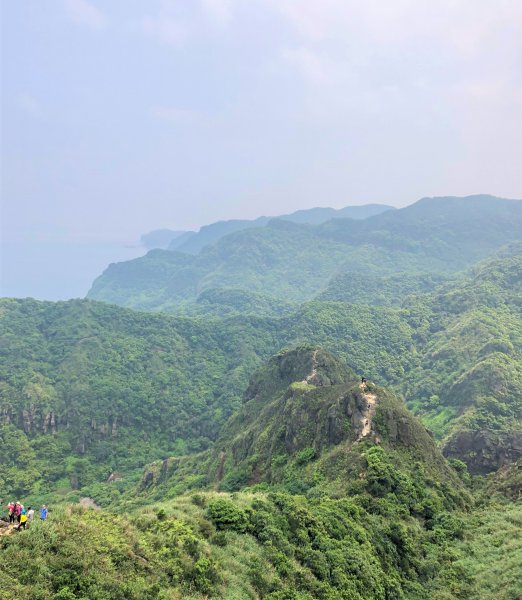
[14,502,22,523]
[6,501,15,524]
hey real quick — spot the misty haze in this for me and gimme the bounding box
[1,2,521,599]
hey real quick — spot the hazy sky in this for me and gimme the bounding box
[2,0,522,244]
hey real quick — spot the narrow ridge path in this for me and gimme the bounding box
[0,524,16,537]
[301,349,319,384]
[358,382,377,440]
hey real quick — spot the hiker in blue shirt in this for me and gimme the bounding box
[40,505,48,521]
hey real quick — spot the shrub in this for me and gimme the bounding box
[206,499,248,532]
[295,447,317,465]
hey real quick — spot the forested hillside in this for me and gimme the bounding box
[403,248,522,472]
[167,203,394,254]
[88,195,522,312]
[0,296,420,499]
[2,243,522,501]
[3,346,519,600]
[0,297,289,498]
[141,347,467,503]
[2,195,521,598]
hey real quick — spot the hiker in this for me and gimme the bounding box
[40,505,48,521]
[14,502,22,523]
[27,506,35,526]
[17,507,28,531]
[7,501,15,524]
[361,377,367,384]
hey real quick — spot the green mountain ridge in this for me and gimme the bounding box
[167,203,394,254]
[4,347,498,600]
[402,249,522,473]
[2,245,521,502]
[2,232,522,597]
[87,195,522,313]
[142,347,466,507]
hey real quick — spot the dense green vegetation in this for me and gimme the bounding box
[3,491,518,599]
[0,343,476,599]
[318,272,449,306]
[88,223,353,310]
[1,347,518,598]
[401,249,522,472]
[0,298,282,497]
[174,287,297,318]
[2,245,521,501]
[141,348,468,508]
[2,196,522,597]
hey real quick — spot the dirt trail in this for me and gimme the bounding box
[358,383,378,440]
[301,349,319,384]
[0,524,16,537]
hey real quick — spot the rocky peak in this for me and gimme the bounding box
[243,345,355,405]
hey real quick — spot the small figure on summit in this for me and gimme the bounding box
[361,377,367,384]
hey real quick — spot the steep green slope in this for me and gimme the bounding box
[88,195,522,313]
[318,271,450,306]
[3,245,522,499]
[318,194,521,265]
[142,348,466,509]
[220,352,465,505]
[1,347,519,600]
[402,250,522,472]
[0,298,283,497]
[107,348,473,598]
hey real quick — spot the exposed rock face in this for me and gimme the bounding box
[443,430,522,474]
[79,497,101,510]
[141,470,155,488]
[135,347,466,500]
[486,458,522,500]
[208,347,363,483]
[281,386,366,454]
[139,457,184,489]
[226,381,368,472]
[213,347,450,488]
[380,413,415,447]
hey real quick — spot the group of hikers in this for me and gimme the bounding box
[5,501,48,531]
